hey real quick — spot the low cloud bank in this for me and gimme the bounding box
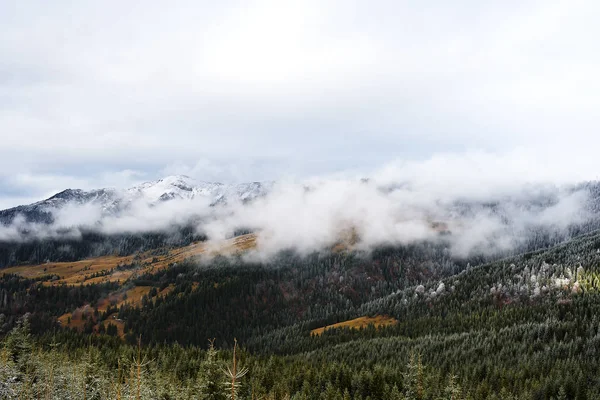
[1,154,597,259]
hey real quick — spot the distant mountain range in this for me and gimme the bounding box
[4,176,600,258]
[0,175,272,226]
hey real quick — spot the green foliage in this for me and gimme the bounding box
[198,339,225,400]
[4,315,32,367]
[5,229,600,398]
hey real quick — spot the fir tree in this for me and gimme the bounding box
[198,339,225,400]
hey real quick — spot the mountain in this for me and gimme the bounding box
[5,182,600,398]
[124,175,271,204]
[5,177,600,231]
[0,175,272,227]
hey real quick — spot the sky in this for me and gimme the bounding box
[1,0,600,209]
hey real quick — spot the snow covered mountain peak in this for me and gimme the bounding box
[137,175,207,190]
[0,176,272,226]
[125,175,226,203]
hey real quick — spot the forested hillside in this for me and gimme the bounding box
[2,227,600,398]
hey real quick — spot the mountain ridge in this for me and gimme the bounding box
[0,175,272,226]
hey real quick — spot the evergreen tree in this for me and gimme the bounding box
[439,375,462,400]
[403,352,424,400]
[197,339,225,400]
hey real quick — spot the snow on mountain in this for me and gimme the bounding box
[0,175,272,226]
[122,175,272,205]
[125,175,222,203]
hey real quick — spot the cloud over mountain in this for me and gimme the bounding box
[1,168,598,260]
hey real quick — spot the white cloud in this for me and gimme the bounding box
[0,150,596,262]
[1,0,599,208]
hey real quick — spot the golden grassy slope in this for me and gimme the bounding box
[2,234,257,286]
[3,234,257,339]
[310,315,398,336]
[58,284,176,337]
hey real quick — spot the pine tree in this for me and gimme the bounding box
[343,388,352,400]
[222,339,248,400]
[388,385,403,400]
[4,315,32,369]
[403,352,424,400]
[439,375,462,400]
[197,339,225,400]
[557,386,567,400]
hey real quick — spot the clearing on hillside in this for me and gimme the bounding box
[1,234,257,286]
[310,315,398,336]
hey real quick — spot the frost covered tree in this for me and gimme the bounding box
[403,352,424,400]
[197,339,225,400]
[438,375,462,400]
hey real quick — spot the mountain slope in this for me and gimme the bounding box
[3,214,600,398]
[0,175,271,226]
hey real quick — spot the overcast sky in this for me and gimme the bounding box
[1,0,599,209]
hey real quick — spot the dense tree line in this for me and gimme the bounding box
[3,228,600,397]
[0,226,206,267]
[1,315,595,399]
[0,274,119,334]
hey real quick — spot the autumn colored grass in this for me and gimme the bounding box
[58,284,176,337]
[3,234,257,340]
[2,234,257,286]
[310,315,398,336]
